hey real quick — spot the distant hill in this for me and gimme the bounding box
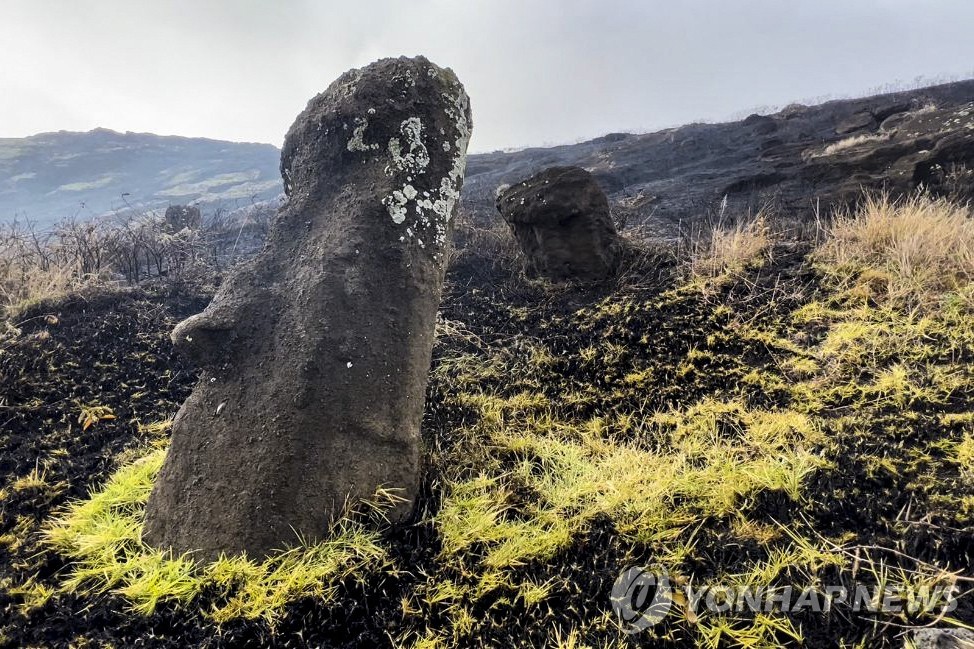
[0,128,282,226]
[463,79,974,235]
[3,79,973,231]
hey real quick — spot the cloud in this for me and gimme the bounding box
[1,0,972,151]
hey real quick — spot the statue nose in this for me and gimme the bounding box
[171,310,237,366]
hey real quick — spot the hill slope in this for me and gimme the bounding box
[1,80,973,231]
[463,79,974,233]
[0,129,281,225]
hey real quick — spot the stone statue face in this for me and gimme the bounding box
[144,56,472,560]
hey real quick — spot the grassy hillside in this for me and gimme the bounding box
[0,194,971,647]
[0,129,281,226]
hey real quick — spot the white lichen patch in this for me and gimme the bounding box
[380,77,472,255]
[393,71,417,89]
[347,117,379,152]
[384,189,409,224]
[332,71,361,102]
[437,86,472,223]
[387,117,430,175]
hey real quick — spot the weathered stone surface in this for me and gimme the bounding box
[163,204,201,231]
[496,166,625,280]
[744,113,778,135]
[835,110,876,134]
[803,101,974,205]
[143,56,472,560]
[908,628,974,649]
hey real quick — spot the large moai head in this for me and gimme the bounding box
[279,57,471,242]
[143,56,472,560]
[496,166,624,281]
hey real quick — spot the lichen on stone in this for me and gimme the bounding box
[387,117,430,174]
[383,190,409,225]
[436,85,472,225]
[347,117,379,153]
[379,75,471,253]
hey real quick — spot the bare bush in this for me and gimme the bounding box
[0,199,277,317]
[0,219,107,314]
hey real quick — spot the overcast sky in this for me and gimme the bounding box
[2,0,973,152]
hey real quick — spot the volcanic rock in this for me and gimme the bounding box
[835,110,876,134]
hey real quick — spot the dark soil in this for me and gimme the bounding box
[1,247,972,648]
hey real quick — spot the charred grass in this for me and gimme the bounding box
[1,196,972,647]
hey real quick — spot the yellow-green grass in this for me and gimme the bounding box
[956,432,974,479]
[41,447,390,625]
[30,194,974,647]
[438,397,825,565]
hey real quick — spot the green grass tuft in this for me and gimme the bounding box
[43,447,390,625]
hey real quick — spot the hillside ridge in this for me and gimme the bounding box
[2,79,973,228]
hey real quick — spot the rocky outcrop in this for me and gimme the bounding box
[802,101,974,205]
[496,166,624,280]
[143,56,472,560]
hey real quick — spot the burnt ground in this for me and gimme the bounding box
[0,245,973,648]
[462,80,974,237]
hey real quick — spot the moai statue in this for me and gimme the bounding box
[496,166,625,280]
[143,56,472,560]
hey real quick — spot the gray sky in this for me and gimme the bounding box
[2,0,973,152]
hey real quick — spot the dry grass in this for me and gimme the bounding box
[448,209,519,274]
[818,133,890,157]
[0,206,258,319]
[0,255,100,318]
[815,194,974,308]
[687,213,772,287]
